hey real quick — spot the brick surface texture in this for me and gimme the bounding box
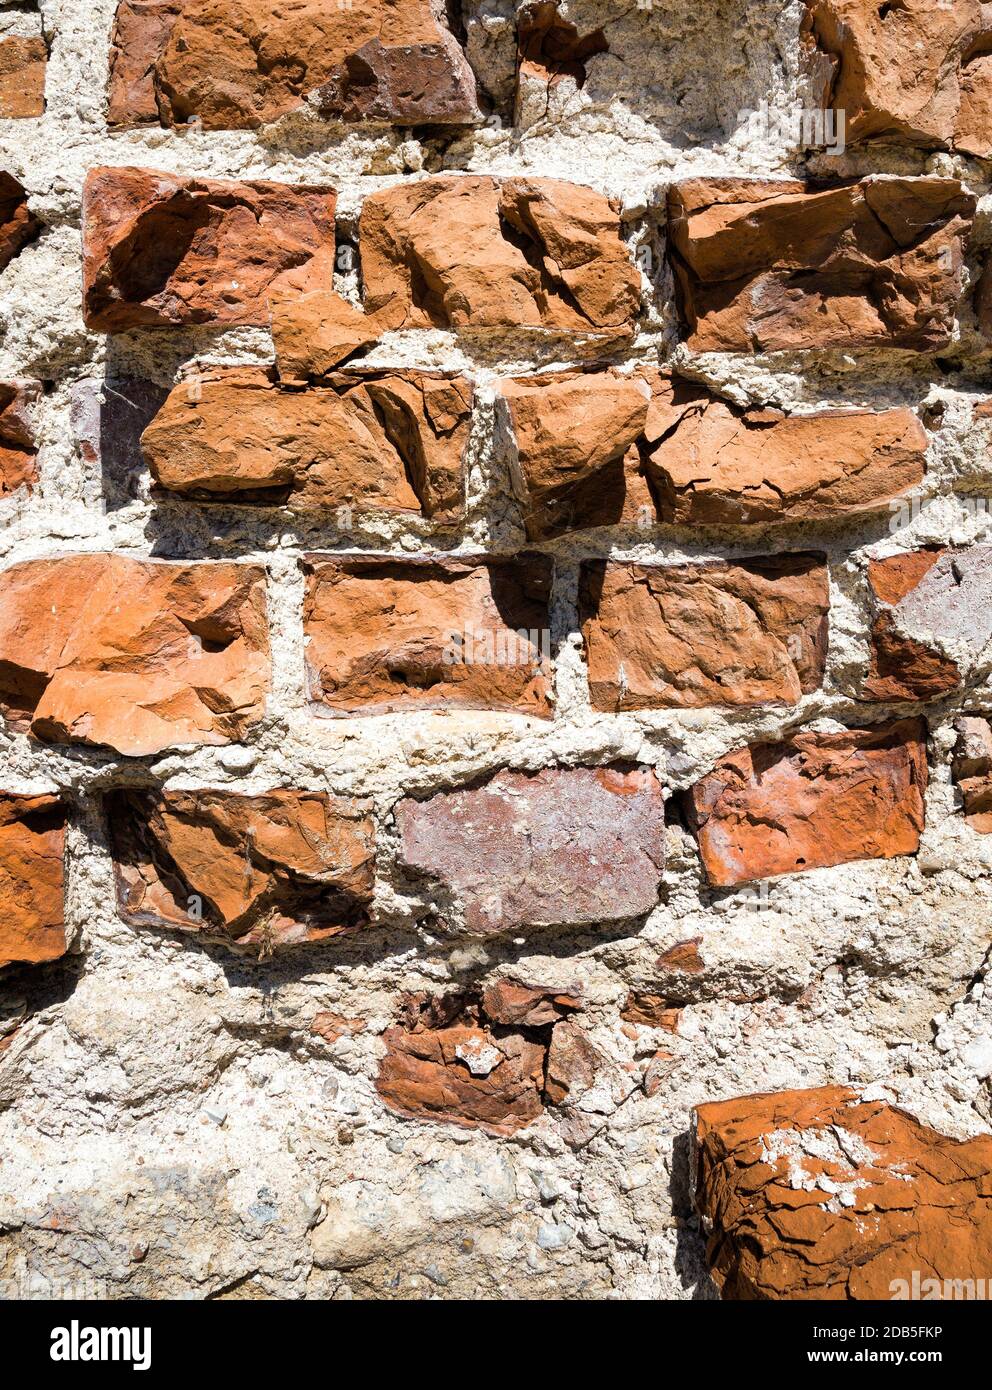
[1,0,992,1306]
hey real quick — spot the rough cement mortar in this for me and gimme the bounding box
[0,0,991,1301]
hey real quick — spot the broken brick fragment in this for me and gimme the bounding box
[860,549,989,702]
[0,380,39,495]
[952,715,992,832]
[0,36,46,118]
[620,994,682,1033]
[0,171,40,274]
[656,938,704,974]
[481,977,582,1027]
[543,1017,601,1106]
[311,1011,367,1044]
[694,1085,992,1299]
[516,2,607,95]
[271,288,407,381]
[376,985,594,1135]
[642,1048,676,1097]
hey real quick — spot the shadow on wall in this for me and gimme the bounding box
[70,366,167,513]
[669,1128,721,1299]
[0,954,86,1086]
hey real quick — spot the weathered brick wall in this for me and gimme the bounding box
[1,0,991,1300]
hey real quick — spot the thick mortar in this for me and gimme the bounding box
[0,0,990,1299]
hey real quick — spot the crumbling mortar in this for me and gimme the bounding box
[0,0,991,1300]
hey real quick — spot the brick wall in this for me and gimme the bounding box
[1,0,991,1300]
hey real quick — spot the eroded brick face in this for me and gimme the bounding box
[302,553,554,718]
[803,0,992,155]
[644,379,928,525]
[694,1086,992,1299]
[396,766,665,933]
[359,176,641,335]
[668,177,974,352]
[82,167,336,330]
[0,795,66,968]
[579,554,829,712]
[107,788,375,953]
[0,555,270,756]
[141,367,471,520]
[684,720,928,887]
[107,0,480,129]
[0,36,46,118]
[498,369,652,538]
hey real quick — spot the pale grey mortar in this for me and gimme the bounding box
[0,0,989,1301]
